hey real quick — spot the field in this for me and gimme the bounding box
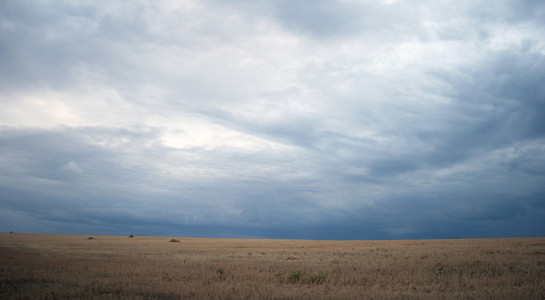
[1,233,544,299]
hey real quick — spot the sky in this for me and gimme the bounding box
[1,0,544,240]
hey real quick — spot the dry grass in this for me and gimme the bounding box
[1,233,544,299]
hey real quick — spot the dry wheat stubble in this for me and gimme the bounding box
[0,233,544,299]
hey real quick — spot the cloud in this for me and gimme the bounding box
[62,161,84,175]
[272,0,369,38]
[0,0,544,239]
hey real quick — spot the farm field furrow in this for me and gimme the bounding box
[1,233,544,299]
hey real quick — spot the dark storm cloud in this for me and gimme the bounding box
[422,45,545,166]
[0,126,331,236]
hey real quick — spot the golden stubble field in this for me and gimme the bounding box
[0,233,544,299]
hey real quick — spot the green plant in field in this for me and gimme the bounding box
[288,272,302,282]
[216,268,224,279]
[310,274,325,284]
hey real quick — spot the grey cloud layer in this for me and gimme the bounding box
[1,0,544,239]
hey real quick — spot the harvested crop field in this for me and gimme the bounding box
[1,233,544,299]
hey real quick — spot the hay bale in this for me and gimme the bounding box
[169,239,180,243]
